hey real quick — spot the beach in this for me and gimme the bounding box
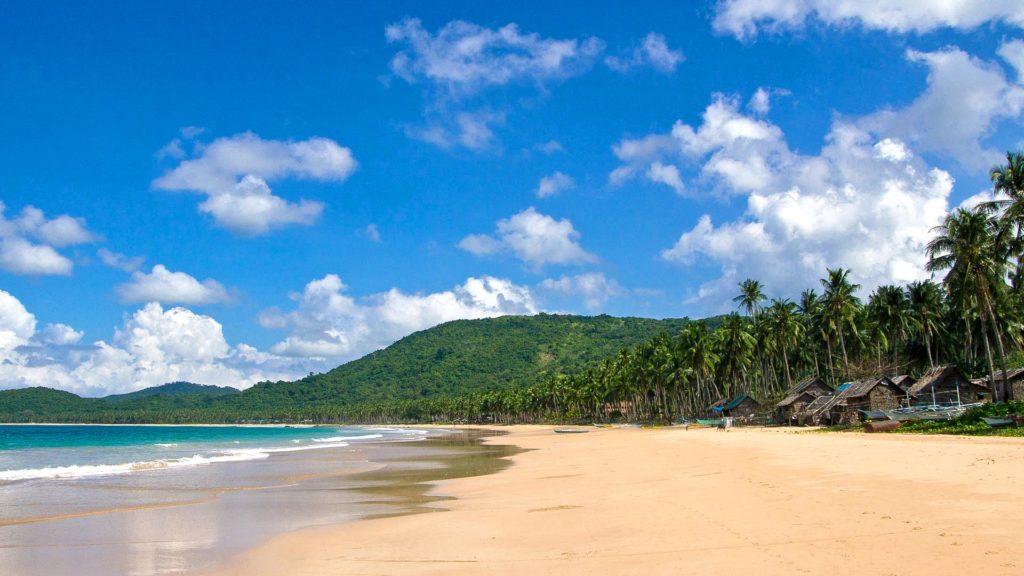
[201,426,1024,576]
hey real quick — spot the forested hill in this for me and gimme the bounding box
[0,314,697,422]
[233,314,694,409]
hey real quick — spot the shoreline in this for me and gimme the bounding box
[199,425,1024,576]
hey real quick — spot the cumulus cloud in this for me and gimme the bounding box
[360,224,381,242]
[153,132,357,235]
[116,265,231,305]
[540,273,624,310]
[714,0,1024,39]
[605,32,684,74]
[386,18,603,150]
[262,274,539,361]
[613,93,954,308]
[612,93,783,196]
[536,171,575,198]
[858,44,1024,171]
[458,207,598,269]
[0,202,97,276]
[0,291,306,396]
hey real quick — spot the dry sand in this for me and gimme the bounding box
[201,426,1024,576]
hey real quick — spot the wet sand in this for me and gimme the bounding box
[201,426,1024,576]
[0,429,514,576]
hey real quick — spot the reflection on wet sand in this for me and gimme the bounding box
[0,429,515,576]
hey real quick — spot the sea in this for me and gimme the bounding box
[0,424,458,576]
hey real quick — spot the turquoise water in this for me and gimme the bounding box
[0,424,423,481]
[0,424,438,576]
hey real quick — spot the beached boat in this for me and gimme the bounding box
[553,428,590,434]
[981,417,1014,428]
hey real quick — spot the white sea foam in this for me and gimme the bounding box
[154,443,178,447]
[0,452,270,481]
[312,433,382,443]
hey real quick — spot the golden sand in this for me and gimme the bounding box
[200,426,1024,576]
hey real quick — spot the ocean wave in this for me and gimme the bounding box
[154,443,178,447]
[312,433,383,443]
[0,452,270,481]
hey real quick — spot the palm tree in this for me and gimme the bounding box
[906,280,945,369]
[868,285,911,370]
[678,322,720,409]
[714,314,756,396]
[927,208,1010,401]
[821,268,861,378]
[798,289,828,379]
[734,279,766,318]
[984,151,1024,293]
[765,298,802,392]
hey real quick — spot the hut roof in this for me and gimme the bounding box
[996,368,1024,381]
[890,374,916,388]
[907,365,980,396]
[775,390,816,408]
[838,377,900,399]
[784,376,830,397]
[722,394,758,411]
[804,393,842,416]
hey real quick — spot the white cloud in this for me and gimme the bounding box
[534,140,565,155]
[859,44,1024,171]
[458,207,598,269]
[98,248,144,273]
[646,162,686,195]
[616,94,954,308]
[153,132,357,235]
[37,323,83,346]
[264,274,539,361]
[0,294,306,396]
[714,0,1024,39]
[536,171,575,198]
[386,18,603,150]
[0,289,36,355]
[361,224,381,242]
[116,265,231,305]
[748,88,771,114]
[540,273,624,310]
[386,18,604,97]
[612,93,784,196]
[606,32,684,74]
[0,202,97,276]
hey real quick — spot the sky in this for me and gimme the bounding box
[1,1,1023,396]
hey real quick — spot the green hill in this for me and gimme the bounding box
[0,313,699,422]
[232,314,694,411]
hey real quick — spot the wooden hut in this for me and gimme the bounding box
[907,365,990,406]
[774,376,833,424]
[889,374,917,393]
[801,378,906,425]
[709,394,760,420]
[830,377,907,423]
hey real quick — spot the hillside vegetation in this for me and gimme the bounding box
[0,314,694,423]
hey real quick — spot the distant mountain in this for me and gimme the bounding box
[102,382,240,402]
[0,313,705,422]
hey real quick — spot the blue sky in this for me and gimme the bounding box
[1,1,1023,395]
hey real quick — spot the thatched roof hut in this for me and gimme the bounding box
[889,374,917,393]
[908,365,989,406]
[709,394,760,419]
[801,377,906,425]
[774,376,833,424]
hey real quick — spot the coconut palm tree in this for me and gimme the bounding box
[984,151,1024,293]
[927,208,1010,401]
[714,314,756,396]
[734,279,766,318]
[906,280,945,369]
[821,268,861,378]
[868,284,911,370]
[765,298,802,392]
